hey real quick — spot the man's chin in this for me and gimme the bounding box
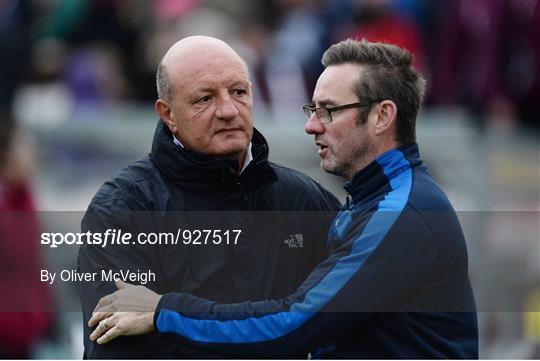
[321,161,346,178]
[321,161,334,175]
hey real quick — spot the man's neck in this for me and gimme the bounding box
[347,140,399,181]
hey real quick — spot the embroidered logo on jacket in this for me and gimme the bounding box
[284,234,304,248]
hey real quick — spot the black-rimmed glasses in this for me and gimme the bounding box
[302,100,381,124]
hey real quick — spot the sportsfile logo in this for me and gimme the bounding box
[284,234,304,248]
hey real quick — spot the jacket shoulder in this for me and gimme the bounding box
[88,156,160,210]
[404,169,467,254]
[407,167,455,212]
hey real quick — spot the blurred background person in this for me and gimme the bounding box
[0,116,53,359]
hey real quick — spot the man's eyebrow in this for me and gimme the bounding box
[312,98,337,107]
[192,80,249,93]
[192,86,214,94]
[230,80,250,87]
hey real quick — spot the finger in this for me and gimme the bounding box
[88,311,112,328]
[90,318,111,341]
[115,280,134,289]
[97,325,121,345]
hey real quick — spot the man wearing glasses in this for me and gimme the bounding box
[89,39,478,359]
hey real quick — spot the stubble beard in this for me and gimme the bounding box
[322,139,375,180]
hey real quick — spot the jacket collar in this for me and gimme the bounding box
[344,143,421,204]
[149,120,276,192]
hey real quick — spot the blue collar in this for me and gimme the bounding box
[344,143,421,205]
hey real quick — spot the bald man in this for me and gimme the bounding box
[77,36,340,358]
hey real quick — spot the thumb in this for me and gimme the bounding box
[115,280,134,289]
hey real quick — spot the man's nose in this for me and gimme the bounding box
[304,113,325,135]
[215,95,239,120]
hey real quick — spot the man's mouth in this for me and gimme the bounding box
[216,128,242,134]
[316,142,328,156]
[215,128,245,138]
[316,142,328,151]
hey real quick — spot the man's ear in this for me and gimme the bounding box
[155,99,177,133]
[373,100,397,136]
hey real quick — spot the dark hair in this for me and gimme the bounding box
[156,62,171,101]
[321,38,426,145]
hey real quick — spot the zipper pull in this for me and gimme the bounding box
[346,193,351,210]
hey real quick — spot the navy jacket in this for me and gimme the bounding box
[78,121,340,358]
[153,143,479,358]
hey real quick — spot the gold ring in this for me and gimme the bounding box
[102,318,109,329]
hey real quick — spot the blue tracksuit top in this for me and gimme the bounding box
[153,143,479,358]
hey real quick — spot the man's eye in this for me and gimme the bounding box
[197,96,212,104]
[232,89,247,96]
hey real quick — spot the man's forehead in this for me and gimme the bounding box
[165,51,249,87]
[313,64,360,104]
[319,63,360,84]
[189,76,250,93]
[174,58,249,89]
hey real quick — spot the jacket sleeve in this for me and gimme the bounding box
[152,207,437,357]
[78,197,165,359]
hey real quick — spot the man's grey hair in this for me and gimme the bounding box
[156,62,171,101]
[322,38,426,145]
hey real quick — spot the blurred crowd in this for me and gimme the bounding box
[0,0,539,128]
